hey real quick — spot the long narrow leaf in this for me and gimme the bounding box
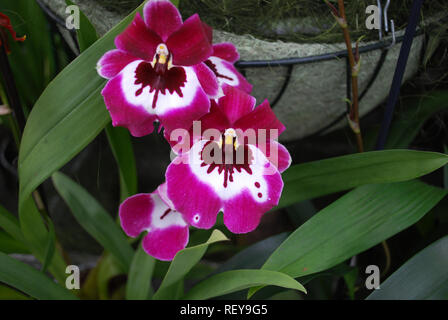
[105,124,138,201]
[18,2,147,214]
[68,0,138,202]
[279,150,448,209]
[184,269,306,300]
[153,230,228,300]
[52,172,133,272]
[249,180,447,296]
[367,236,448,300]
[0,252,78,300]
[0,204,25,243]
[18,197,67,284]
[126,243,155,300]
[0,231,29,254]
[384,91,448,149]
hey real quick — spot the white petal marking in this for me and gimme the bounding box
[187,140,271,202]
[120,60,201,116]
[209,56,240,87]
[149,193,187,230]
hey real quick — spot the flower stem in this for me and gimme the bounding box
[335,0,390,281]
[336,0,364,153]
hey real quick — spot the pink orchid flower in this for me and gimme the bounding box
[119,183,189,261]
[97,0,220,137]
[201,24,252,94]
[165,86,291,234]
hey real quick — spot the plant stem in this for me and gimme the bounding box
[336,0,390,281]
[337,0,364,153]
[380,240,391,277]
[0,43,26,132]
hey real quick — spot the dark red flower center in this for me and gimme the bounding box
[204,59,233,81]
[200,132,253,188]
[160,208,172,220]
[134,54,187,109]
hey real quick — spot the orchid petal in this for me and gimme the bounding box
[166,14,213,66]
[212,43,239,63]
[120,190,189,261]
[119,194,153,237]
[218,86,256,125]
[97,49,139,79]
[202,22,213,44]
[206,57,252,94]
[104,60,210,136]
[102,70,156,137]
[143,0,183,42]
[114,12,162,61]
[260,140,292,173]
[157,182,175,209]
[234,99,285,135]
[193,62,221,99]
[166,151,222,229]
[142,225,189,261]
[143,193,189,261]
[166,141,283,232]
[198,100,231,134]
[223,171,283,234]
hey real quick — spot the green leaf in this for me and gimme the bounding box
[0,252,78,300]
[364,91,448,150]
[126,242,156,300]
[343,268,358,300]
[17,2,147,218]
[105,124,138,201]
[367,236,448,300]
[69,5,137,202]
[18,197,67,285]
[384,92,448,149]
[250,180,447,296]
[40,219,56,273]
[213,232,289,274]
[52,172,133,272]
[0,231,29,254]
[184,269,306,300]
[97,253,124,300]
[0,204,25,243]
[286,200,317,228]
[153,230,228,300]
[0,284,31,300]
[66,0,99,52]
[279,150,448,209]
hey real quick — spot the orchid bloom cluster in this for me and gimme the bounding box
[97,0,291,261]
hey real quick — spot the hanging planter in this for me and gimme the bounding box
[220,29,424,141]
[38,0,436,141]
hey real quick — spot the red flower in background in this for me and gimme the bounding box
[0,12,26,54]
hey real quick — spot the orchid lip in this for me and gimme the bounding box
[200,131,254,188]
